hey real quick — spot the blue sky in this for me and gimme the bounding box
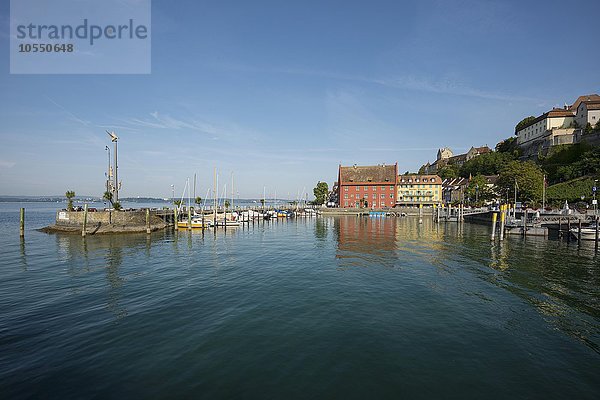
[1,0,599,198]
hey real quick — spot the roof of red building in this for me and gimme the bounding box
[339,164,397,184]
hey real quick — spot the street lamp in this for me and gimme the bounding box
[106,131,119,202]
[105,145,111,196]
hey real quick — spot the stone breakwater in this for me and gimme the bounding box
[41,209,168,234]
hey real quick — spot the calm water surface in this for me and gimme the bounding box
[1,203,599,399]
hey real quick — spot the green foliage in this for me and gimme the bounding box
[595,120,600,132]
[103,191,114,208]
[539,143,594,184]
[437,165,459,180]
[194,196,202,205]
[584,122,593,134]
[546,176,598,206]
[464,175,494,205]
[313,181,329,205]
[113,202,122,211]
[224,200,231,209]
[65,190,75,211]
[173,200,182,206]
[459,151,515,178]
[495,137,522,158]
[497,161,544,203]
[260,199,265,206]
[515,116,536,132]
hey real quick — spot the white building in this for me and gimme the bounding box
[573,95,600,128]
[516,94,600,154]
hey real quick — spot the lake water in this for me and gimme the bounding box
[1,203,599,399]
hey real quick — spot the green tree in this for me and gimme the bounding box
[313,181,329,205]
[260,199,265,206]
[464,175,494,205]
[437,165,459,180]
[103,191,114,206]
[538,143,592,184]
[113,202,122,211]
[173,199,182,207]
[65,190,75,211]
[224,200,231,209]
[194,196,202,206]
[459,152,515,178]
[497,161,544,204]
[595,120,600,132]
[515,116,536,132]
[584,122,593,134]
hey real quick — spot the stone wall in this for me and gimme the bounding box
[56,210,165,227]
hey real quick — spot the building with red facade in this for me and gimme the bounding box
[336,163,398,208]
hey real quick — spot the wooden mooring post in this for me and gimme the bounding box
[558,217,562,238]
[19,208,25,237]
[499,205,505,241]
[174,207,179,231]
[146,208,151,234]
[578,219,582,245]
[491,212,497,240]
[567,218,571,242]
[81,204,88,237]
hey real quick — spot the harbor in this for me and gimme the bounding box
[2,202,599,399]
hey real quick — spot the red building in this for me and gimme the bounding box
[337,163,398,208]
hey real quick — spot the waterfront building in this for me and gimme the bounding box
[396,174,442,207]
[516,94,600,158]
[442,177,469,204]
[336,163,398,208]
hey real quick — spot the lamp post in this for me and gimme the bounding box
[106,131,119,202]
[105,145,111,196]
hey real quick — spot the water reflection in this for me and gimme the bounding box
[330,216,600,353]
[333,216,398,269]
[53,232,172,320]
[19,237,27,271]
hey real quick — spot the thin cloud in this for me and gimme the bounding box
[209,61,539,103]
[0,160,16,168]
[45,96,92,126]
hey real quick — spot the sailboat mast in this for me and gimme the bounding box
[214,168,217,221]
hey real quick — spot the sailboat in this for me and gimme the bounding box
[177,178,212,229]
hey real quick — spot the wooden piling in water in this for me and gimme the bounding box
[146,208,151,234]
[188,207,192,231]
[174,207,178,231]
[499,205,505,241]
[567,218,571,242]
[491,212,497,240]
[523,209,527,237]
[578,219,582,245]
[19,208,25,237]
[82,204,88,237]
